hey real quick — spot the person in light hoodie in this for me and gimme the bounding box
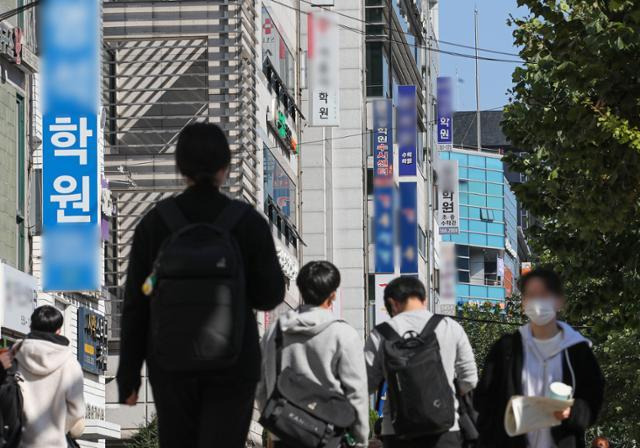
[14,305,85,448]
[475,268,605,448]
[257,261,370,447]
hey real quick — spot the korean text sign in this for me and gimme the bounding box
[397,85,417,176]
[42,0,101,291]
[373,100,394,273]
[437,158,460,234]
[399,182,418,274]
[308,10,340,126]
[437,77,454,145]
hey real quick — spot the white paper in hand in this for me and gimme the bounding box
[504,395,574,437]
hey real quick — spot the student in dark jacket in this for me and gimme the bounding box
[116,123,286,448]
[475,268,604,448]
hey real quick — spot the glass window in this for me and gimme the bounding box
[487,196,503,209]
[486,157,503,169]
[486,171,503,183]
[366,42,389,97]
[468,155,486,168]
[468,181,485,194]
[263,146,296,222]
[469,168,486,181]
[487,183,503,196]
[469,194,486,207]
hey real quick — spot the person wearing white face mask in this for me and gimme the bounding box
[474,268,605,448]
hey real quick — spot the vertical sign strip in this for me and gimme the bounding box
[399,182,418,274]
[308,10,340,127]
[42,0,100,291]
[397,85,417,176]
[373,100,394,273]
[437,159,460,234]
[437,77,454,145]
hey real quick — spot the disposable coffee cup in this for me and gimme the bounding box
[549,382,573,401]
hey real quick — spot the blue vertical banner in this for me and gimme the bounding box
[42,0,101,291]
[397,85,417,176]
[373,99,394,273]
[437,77,454,145]
[399,182,418,274]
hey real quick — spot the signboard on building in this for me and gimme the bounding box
[399,182,418,274]
[438,242,457,311]
[437,77,454,145]
[374,99,394,273]
[308,10,340,126]
[0,23,22,64]
[374,274,394,325]
[77,307,107,374]
[397,85,417,176]
[437,159,460,234]
[42,0,101,292]
[0,263,36,336]
[373,100,393,179]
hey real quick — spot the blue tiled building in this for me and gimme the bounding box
[439,149,520,305]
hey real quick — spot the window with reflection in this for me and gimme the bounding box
[263,146,297,223]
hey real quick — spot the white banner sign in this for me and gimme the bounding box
[308,10,340,126]
[438,242,457,309]
[0,263,37,336]
[437,159,460,234]
[374,274,395,325]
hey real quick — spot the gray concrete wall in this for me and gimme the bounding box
[0,81,18,267]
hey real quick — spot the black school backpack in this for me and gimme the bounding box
[149,197,250,372]
[259,322,357,448]
[0,360,24,448]
[376,315,455,439]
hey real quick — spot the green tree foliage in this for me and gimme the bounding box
[503,0,640,332]
[503,1,640,444]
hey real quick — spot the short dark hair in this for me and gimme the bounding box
[30,305,64,333]
[518,267,563,296]
[175,123,231,184]
[384,276,426,304]
[296,261,341,306]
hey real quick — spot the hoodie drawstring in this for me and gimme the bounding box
[564,349,576,398]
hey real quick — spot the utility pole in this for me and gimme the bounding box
[474,6,481,151]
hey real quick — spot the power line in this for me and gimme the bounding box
[270,0,522,64]
[0,0,38,22]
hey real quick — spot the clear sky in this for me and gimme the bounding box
[438,0,526,112]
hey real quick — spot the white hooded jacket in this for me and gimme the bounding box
[15,333,85,448]
[519,321,590,448]
[256,306,370,446]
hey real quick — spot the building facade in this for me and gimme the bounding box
[438,148,520,306]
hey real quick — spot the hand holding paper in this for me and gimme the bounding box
[504,396,574,437]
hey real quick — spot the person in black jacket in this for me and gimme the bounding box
[475,268,604,448]
[116,123,286,448]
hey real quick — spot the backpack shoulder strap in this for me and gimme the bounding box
[420,314,445,340]
[375,322,401,342]
[214,200,251,232]
[156,197,189,233]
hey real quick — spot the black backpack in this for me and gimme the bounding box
[149,197,250,372]
[0,360,24,448]
[259,322,357,448]
[376,315,454,439]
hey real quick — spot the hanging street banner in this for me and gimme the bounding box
[374,186,395,274]
[374,273,395,324]
[308,9,340,126]
[399,182,418,274]
[397,85,418,176]
[437,76,454,145]
[373,99,394,273]
[42,0,101,291]
[438,242,457,312]
[437,159,460,234]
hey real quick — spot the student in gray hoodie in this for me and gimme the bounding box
[257,261,370,447]
[365,276,478,448]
